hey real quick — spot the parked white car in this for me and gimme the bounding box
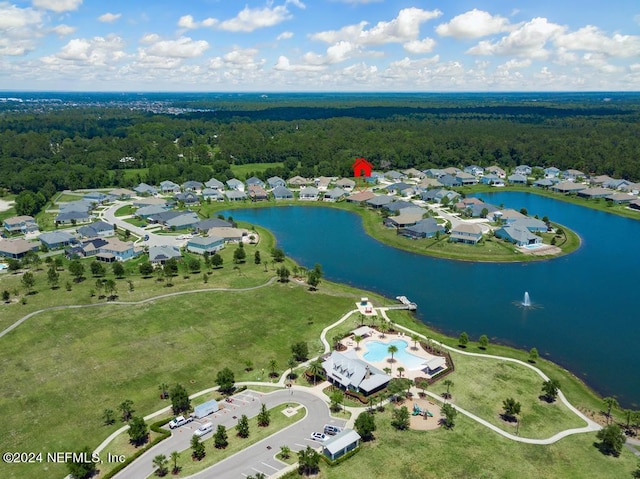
[310,432,326,442]
[193,422,213,437]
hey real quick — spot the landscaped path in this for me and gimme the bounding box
[0,277,277,339]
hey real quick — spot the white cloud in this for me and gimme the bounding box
[32,0,82,13]
[0,3,42,29]
[277,31,293,40]
[436,9,513,39]
[274,55,324,71]
[304,40,360,65]
[177,14,217,30]
[218,5,292,32]
[496,58,532,72]
[51,24,75,36]
[467,17,565,59]
[312,7,442,45]
[580,52,624,73]
[41,34,127,66]
[139,36,209,59]
[0,3,43,56]
[555,25,640,57]
[98,12,121,23]
[403,38,436,54]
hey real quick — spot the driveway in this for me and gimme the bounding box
[113,388,344,479]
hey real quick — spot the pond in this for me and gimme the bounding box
[223,194,640,407]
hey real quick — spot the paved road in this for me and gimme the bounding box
[113,389,345,479]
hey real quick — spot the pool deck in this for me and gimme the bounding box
[341,331,448,381]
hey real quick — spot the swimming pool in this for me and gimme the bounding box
[363,339,426,370]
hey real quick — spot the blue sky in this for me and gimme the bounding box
[1,0,639,91]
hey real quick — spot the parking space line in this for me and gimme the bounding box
[261,462,280,471]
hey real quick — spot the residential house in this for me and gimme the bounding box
[315,176,334,191]
[0,238,39,259]
[418,178,443,189]
[514,165,532,176]
[174,191,200,205]
[136,204,171,219]
[335,178,356,191]
[272,185,294,200]
[603,178,632,191]
[561,169,586,181]
[55,210,91,225]
[480,174,505,187]
[322,350,391,396]
[512,218,548,233]
[441,167,461,176]
[551,181,587,194]
[629,199,640,211]
[182,180,203,192]
[455,172,478,185]
[201,188,224,201]
[133,183,158,196]
[463,203,499,218]
[225,190,247,201]
[619,182,640,195]
[493,209,527,224]
[577,187,613,199]
[245,176,265,188]
[287,176,309,187]
[194,218,232,234]
[508,174,528,185]
[248,184,269,201]
[323,429,361,461]
[146,210,185,225]
[533,178,555,188]
[438,174,461,187]
[385,182,414,197]
[4,215,38,234]
[39,231,77,250]
[383,207,426,228]
[160,180,181,194]
[384,170,406,181]
[606,193,636,204]
[59,199,93,214]
[345,191,376,204]
[590,175,612,186]
[186,235,225,255]
[96,238,138,262]
[132,197,167,208]
[109,188,135,200]
[77,220,115,238]
[324,188,348,202]
[449,223,483,244]
[486,165,506,178]
[83,192,113,204]
[299,186,320,201]
[403,168,425,179]
[365,195,395,209]
[423,168,445,179]
[463,165,484,177]
[204,178,225,190]
[208,227,248,243]
[384,200,415,213]
[149,245,182,265]
[267,176,286,189]
[399,218,445,239]
[420,189,460,204]
[544,167,560,178]
[226,178,245,191]
[165,212,200,230]
[495,225,542,247]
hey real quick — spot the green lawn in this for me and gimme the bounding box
[114,205,136,216]
[231,162,284,180]
[320,409,638,479]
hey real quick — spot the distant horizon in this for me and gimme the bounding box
[1,90,639,95]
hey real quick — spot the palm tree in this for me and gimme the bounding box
[354,335,363,350]
[387,344,398,362]
[307,359,323,386]
[443,379,454,400]
[378,321,389,338]
[152,454,168,476]
[332,335,342,351]
[287,356,297,380]
[268,359,278,378]
[603,397,619,424]
[397,366,405,378]
[170,451,180,475]
[411,333,420,350]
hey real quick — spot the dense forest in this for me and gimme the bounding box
[1,96,639,204]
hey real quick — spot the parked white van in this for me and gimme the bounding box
[193,422,214,437]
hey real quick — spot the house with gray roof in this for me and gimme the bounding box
[385,170,406,181]
[147,209,185,224]
[201,188,224,201]
[533,178,555,188]
[383,207,426,228]
[174,191,200,205]
[186,235,225,255]
[544,167,560,178]
[455,172,478,185]
[606,192,636,204]
[493,208,527,224]
[225,190,248,201]
[194,218,232,233]
[464,165,484,177]
[514,165,532,176]
[323,187,348,202]
[165,212,200,230]
[245,176,265,188]
[299,186,320,200]
[83,192,113,204]
[384,200,415,213]
[59,199,93,214]
[438,174,461,187]
[109,188,135,200]
[486,165,506,178]
[551,181,587,194]
[603,178,632,191]
[512,218,548,233]
[39,231,77,250]
[272,185,293,200]
[77,220,115,238]
[420,189,460,204]
[149,245,182,264]
[400,218,445,239]
[424,168,445,179]
[160,180,180,194]
[481,174,505,187]
[463,203,499,218]
[248,184,269,201]
[577,187,613,199]
[4,215,38,234]
[365,195,395,208]
[561,169,586,181]
[226,178,245,191]
[495,225,542,247]
[287,176,309,187]
[385,182,414,196]
[449,223,483,244]
[267,176,286,189]
[136,204,171,219]
[323,429,361,461]
[346,191,376,203]
[133,183,158,196]
[0,238,39,259]
[322,350,390,396]
[96,238,138,262]
[205,178,225,190]
[133,197,167,208]
[403,168,425,179]
[508,173,528,185]
[182,180,203,192]
[336,178,356,190]
[55,210,91,225]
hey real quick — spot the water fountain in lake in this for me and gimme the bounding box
[523,292,531,307]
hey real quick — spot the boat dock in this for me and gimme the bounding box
[393,296,417,310]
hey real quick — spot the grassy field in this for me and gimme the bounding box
[231,162,284,180]
[320,408,638,479]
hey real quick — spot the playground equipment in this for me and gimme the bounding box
[413,403,434,417]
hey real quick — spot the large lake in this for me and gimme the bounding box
[223,193,639,407]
